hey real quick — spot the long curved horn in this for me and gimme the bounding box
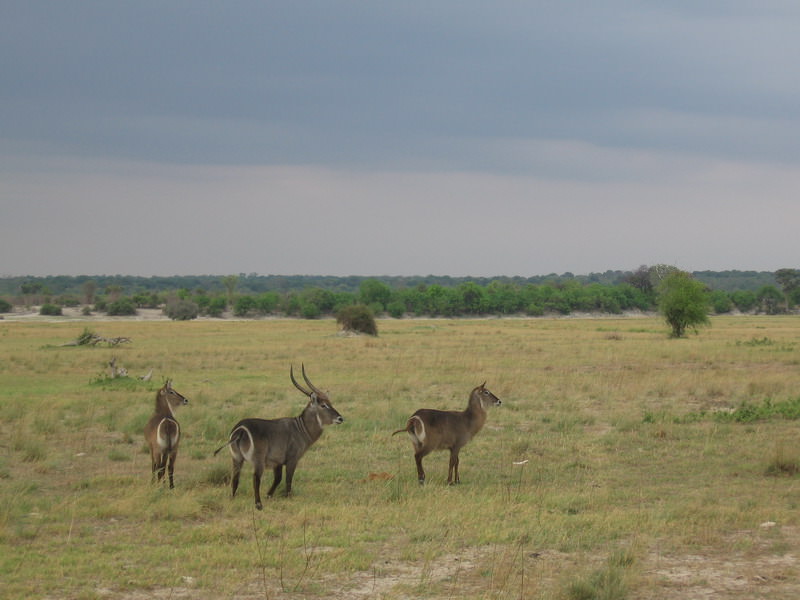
[302,364,324,397]
[290,365,312,396]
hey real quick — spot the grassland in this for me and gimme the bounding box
[1,315,799,599]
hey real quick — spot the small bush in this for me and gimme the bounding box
[387,300,406,318]
[164,298,199,321]
[106,298,137,316]
[300,301,321,319]
[336,304,378,336]
[0,298,11,312]
[39,303,62,316]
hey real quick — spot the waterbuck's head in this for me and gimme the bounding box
[291,364,344,426]
[472,382,502,411]
[156,379,189,414]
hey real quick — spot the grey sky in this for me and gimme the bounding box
[1,1,798,277]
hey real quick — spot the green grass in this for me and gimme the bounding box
[1,316,800,598]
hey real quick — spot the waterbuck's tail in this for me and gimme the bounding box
[213,439,233,456]
[391,416,424,442]
[213,428,244,456]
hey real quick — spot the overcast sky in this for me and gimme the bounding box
[2,1,798,277]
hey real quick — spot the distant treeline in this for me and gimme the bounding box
[0,269,779,298]
[0,269,793,320]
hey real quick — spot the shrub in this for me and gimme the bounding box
[657,271,710,338]
[0,298,12,312]
[106,298,137,316]
[731,290,757,312]
[56,294,80,307]
[300,301,321,319]
[387,300,406,318]
[164,298,199,321]
[710,290,733,314]
[233,295,256,317]
[39,303,62,316]
[336,304,378,336]
[205,296,227,317]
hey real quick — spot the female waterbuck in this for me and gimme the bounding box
[144,380,189,489]
[214,365,344,510]
[393,382,502,485]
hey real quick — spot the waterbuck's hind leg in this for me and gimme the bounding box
[414,451,427,485]
[252,462,265,510]
[230,456,244,498]
[167,452,176,489]
[156,453,168,483]
[266,466,283,498]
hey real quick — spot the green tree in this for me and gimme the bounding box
[756,285,785,315]
[709,290,733,314]
[359,279,392,310]
[775,268,800,308]
[222,275,239,308]
[82,280,97,305]
[657,271,710,338]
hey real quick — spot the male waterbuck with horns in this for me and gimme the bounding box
[144,380,189,489]
[214,365,344,509]
[393,382,502,485]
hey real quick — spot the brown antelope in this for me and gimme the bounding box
[214,365,344,510]
[393,382,501,485]
[143,380,189,489]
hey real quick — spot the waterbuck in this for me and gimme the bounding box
[214,365,344,509]
[393,382,502,485]
[143,380,189,489]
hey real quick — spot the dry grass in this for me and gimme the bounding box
[1,315,800,599]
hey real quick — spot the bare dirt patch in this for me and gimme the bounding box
[638,526,800,599]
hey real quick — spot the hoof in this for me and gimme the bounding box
[255,502,263,510]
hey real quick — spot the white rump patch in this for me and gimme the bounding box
[410,416,426,444]
[231,426,256,463]
[156,418,179,450]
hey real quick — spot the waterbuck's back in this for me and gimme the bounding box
[231,416,307,466]
[412,409,471,449]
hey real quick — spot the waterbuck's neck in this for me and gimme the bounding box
[297,404,324,444]
[155,391,175,418]
[464,392,489,434]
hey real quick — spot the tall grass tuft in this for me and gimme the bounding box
[565,548,636,600]
[765,442,800,476]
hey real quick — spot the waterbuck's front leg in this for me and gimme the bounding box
[284,462,299,496]
[448,449,460,485]
[266,466,283,497]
